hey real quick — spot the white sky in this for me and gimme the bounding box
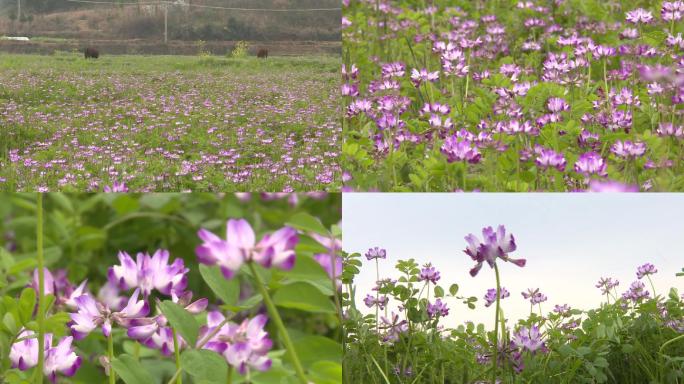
[342,193,684,329]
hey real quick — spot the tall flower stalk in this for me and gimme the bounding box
[492,264,502,383]
[464,225,525,383]
[247,262,308,383]
[172,328,182,384]
[107,333,115,384]
[36,194,45,384]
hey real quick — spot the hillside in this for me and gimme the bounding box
[0,0,340,41]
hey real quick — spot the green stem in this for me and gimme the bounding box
[36,194,45,384]
[646,275,657,299]
[603,58,609,105]
[173,328,182,384]
[376,258,380,336]
[108,332,116,384]
[227,365,233,384]
[492,263,502,384]
[247,262,308,384]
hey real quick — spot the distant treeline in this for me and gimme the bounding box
[1,0,340,41]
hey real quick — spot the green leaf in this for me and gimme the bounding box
[286,335,342,368]
[449,284,459,296]
[199,264,240,306]
[434,286,444,298]
[180,349,228,383]
[159,301,199,347]
[49,193,74,213]
[280,255,334,296]
[17,288,36,325]
[111,354,155,384]
[44,312,71,335]
[308,361,342,384]
[286,212,328,236]
[273,282,336,314]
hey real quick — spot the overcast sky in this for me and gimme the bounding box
[342,193,684,329]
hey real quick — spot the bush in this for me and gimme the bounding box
[230,41,249,58]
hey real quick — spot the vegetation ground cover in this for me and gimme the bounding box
[0,54,340,191]
[343,225,684,383]
[342,0,684,191]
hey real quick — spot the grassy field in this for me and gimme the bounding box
[0,53,340,191]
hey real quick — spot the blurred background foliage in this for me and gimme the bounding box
[0,192,341,383]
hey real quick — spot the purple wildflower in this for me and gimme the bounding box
[574,152,608,177]
[611,140,646,158]
[419,264,441,283]
[10,330,81,383]
[70,288,149,339]
[441,137,481,164]
[535,148,566,171]
[636,263,657,279]
[622,281,650,302]
[427,299,449,318]
[511,325,547,354]
[365,247,387,260]
[199,311,273,374]
[521,288,548,305]
[464,225,525,277]
[195,219,298,279]
[596,277,620,295]
[625,8,654,24]
[108,249,188,297]
[484,287,510,307]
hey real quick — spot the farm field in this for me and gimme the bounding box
[342,0,684,191]
[0,192,342,383]
[0,53,340,192]
[342,193,684,384]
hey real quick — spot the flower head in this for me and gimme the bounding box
[427,299,449,318]
[380,312,408,342]
[636,263,657,279]
[103,181,128,192]
[521,288,547,305]
[535,148,566,171]
[196,219,298,279]
[622,280,650,302]
[484,287,510,307]
[108,249,188,297]
[365,247,387,260]
[199,311,273,374]
[364,294,388,309]
[441,137,481,164]
[70,288,149,339]
[464,225,525,277]
[11,330,81,383]
[511,325,547,354]
[596,277,620,294]
[625,8,654,24]
[574,152,607,177]
[611,140,646,158]
[547,97,569,113]
[419,264,441,283]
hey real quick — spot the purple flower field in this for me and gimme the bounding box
[0,54,340,191]
[342,0,684,191]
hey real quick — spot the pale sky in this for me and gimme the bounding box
[342,193,684,329]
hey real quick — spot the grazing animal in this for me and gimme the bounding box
[256,48,268,59]
[84,47,99,59]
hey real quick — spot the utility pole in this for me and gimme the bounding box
[17,0,20,22]
[164,2,168,44]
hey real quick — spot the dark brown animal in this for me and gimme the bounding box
[256,48,268,59]
[84,47,99,59]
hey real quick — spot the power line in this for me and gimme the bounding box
[64,0,341,11]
